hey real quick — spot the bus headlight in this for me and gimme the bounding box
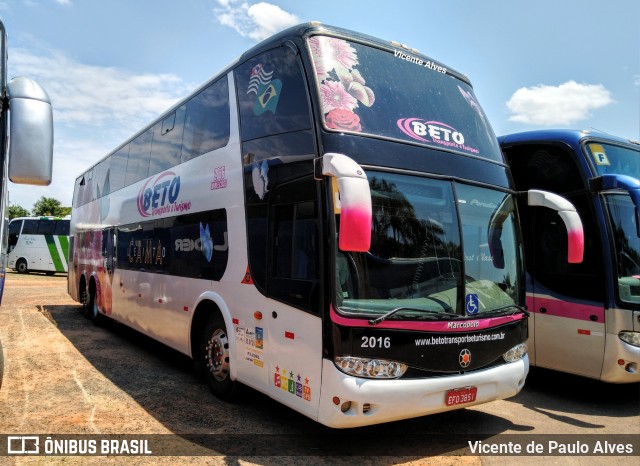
[619,331,640,347]
[503,342,528,363]
[335,356,408,379]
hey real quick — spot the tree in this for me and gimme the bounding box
[8,204,29,220]
[32,196,64,217]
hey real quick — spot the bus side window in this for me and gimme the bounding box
[125,128,153,186]
[181,77,230,163]
[21,219,38,234]
[235,46,312,142]
[37,220,55,235]
[55,220,70,236]
[150,106,186,174]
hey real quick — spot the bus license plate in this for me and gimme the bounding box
[445,386,477,406]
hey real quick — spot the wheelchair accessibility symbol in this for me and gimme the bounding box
[466,294,479,315]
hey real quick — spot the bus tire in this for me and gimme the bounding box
[79,283,88,315]
[16,259,28,274]
[201,313,236,401]
[87,289,106,326]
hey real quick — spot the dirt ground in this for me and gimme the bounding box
[0,272,476,466]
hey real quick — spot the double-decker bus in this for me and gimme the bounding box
[68,23,583,427]
[7,216,70,274]
[0,18,54,389]
[500,129,640,383]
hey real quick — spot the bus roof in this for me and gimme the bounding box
[498,129,640,148]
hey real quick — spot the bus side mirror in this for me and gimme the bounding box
[528,190,584,263]
[590,174,640,237]
[7,76,53,185]
[315,153,371,252]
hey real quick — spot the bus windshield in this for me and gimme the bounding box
[308,35,502,163]
[585,142,640,178]
[604,193,640,304]
[335,171,521,318]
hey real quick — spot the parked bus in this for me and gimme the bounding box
[500,129,640,383]
[7,216,70,274]
[68,23,583,427]
[0,18,54,389]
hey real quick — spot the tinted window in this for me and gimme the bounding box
[150,106,186,175]
[22,219,38,234]
[94,158,111,199]
[236,46,312,142]
[125,128,153,186]
[110,145,129,192]
[504,144,585,193]
[37,220,56,235]
[55,220,70,236]
[181,77,230,163]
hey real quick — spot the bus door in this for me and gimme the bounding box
[509,144,606,377]
[235,44,323,417]
[264,177,323,419]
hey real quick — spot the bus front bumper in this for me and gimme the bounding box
[317,355,528,428]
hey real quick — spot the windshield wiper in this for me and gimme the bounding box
[482,304,529,317]
[369,307,461,325]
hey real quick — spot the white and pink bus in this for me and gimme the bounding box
[68,23,583,427]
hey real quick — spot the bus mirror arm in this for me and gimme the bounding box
[315,153,372,252]
[527,190,584,264]
[590,174,640,237]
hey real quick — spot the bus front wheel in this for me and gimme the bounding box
[15,259,28,274]
[201,314,236,401]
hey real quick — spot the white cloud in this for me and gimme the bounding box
[506,80,614,126]
[214,0,299,41]
[7,48,193,209]
[11,47,189,129]
[634,75,640,87]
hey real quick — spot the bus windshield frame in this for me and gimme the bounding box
[307,34,503,163]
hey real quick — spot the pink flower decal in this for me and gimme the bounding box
[325,109,362,132]
[309,35,376,132]
[320,80,358,113]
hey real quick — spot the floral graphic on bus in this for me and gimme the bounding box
[309,36,375,133]
[247,64,282,116]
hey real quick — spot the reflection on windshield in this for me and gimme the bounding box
[587,142,640,179]
[335,172,521,319]
[605,194,640,304]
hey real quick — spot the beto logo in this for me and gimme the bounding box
[397,118,465,145]
[137,171,181,217]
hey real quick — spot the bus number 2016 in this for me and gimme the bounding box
[361,336,391,348]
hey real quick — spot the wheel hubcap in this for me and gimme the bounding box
[205,329,229,381]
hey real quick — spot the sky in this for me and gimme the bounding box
[1,0,638,210]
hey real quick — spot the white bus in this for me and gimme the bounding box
[68,23,583,427]
[8,216,70,274]
[0,18,54,389]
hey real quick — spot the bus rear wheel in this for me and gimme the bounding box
[201,314,236,400]
[16,259,28,274]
